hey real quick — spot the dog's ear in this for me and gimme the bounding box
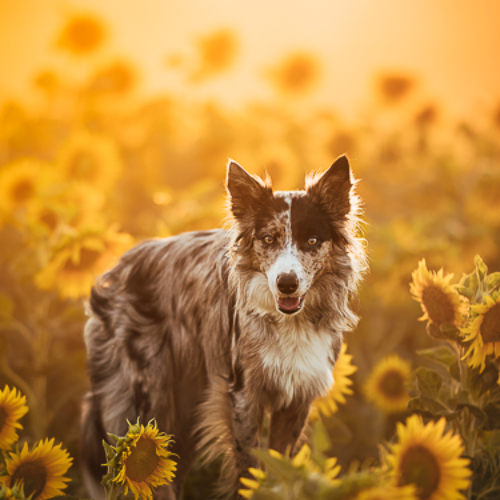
[306,155,353,219]
[226,159,272,220]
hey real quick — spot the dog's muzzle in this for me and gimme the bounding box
[276,272,303,314]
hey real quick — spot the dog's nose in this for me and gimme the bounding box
[277,272,299,294]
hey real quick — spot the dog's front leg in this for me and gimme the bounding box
[268,398,310,455]
[230,387,264,499]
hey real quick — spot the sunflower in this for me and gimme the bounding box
[352,484,417,500]
[113,420,177,500]
[0,386,28,451]
[57,13,106,56]
[0,438,73,500]
[0,160,49,220]
[89,59,137,95]
[269,52,320,96]
[310,343,357,420]
[56,130,122,191]
[364,354,412,413]
[34,225,133,299]
[410,259,468,328]
[376,73,415,103]
[462,294,500,371]
[191,29,238,82]
[386,415,471,500]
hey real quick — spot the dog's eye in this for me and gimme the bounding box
[308,237,319,246]
[263,235,274,245]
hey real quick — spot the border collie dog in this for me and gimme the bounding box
[81,155,367,499]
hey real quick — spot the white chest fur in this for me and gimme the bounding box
[259,321,335,408]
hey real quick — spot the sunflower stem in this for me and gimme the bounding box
[104,481,120,500]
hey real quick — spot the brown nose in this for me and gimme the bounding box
[277,272,298,294]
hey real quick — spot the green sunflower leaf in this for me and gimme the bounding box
[417,344,457,366]
[487,272,500,293]
[415,366,443,399]
[455,403,487,423]
[480,404,500,431]
[475,254,488,283]
[408,395,449,414]
[458,271,479,299]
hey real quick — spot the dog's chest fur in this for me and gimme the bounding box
[257,320,335,408]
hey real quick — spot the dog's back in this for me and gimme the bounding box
[82,229,233,499]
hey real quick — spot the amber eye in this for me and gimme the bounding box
[308,237,319,246]
[263,235,274,245]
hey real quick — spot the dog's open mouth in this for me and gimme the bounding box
[277,296,303,314]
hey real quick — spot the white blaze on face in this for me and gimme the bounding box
[266,193,305,297]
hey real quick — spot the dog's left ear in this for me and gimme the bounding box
[226,159,272,220]
[306,155,353,219]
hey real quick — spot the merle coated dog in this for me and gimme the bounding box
[81,155,366,499]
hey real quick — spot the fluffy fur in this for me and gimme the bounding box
[81,155,367,499]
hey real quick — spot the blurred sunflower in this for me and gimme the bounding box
[238,467,266,499]
[0,386,28,451]
[0,438,73,500]
[89,59,137,95]
[191,29,238,82]
[22,198,68,240]
[352,484,417,500]
[56,130,122,191]
[386,415,471,500]
[310,343,357,420]
[462,294,500,372]
[113,420,176,500]
[269,52,321,96]
[364,354,412,413]
[33,70,60,95]
[34,225,133,299]
[410,259,468,328]
[0,160,48,219]
[377,73,416,103]
[57,13,106,56]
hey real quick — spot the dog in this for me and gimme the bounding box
[81,155,366,499]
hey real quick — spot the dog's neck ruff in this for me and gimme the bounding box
[259,319,336,408]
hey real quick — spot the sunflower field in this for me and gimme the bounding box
[1,5,500,500]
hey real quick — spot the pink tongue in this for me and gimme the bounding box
[278,297,300,311]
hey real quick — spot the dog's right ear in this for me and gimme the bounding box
[226,159,272,220]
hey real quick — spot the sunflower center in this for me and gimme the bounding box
[398,445,440,500]
[0,406,7,431]
[421,286,455,325]
[63,248,102,272]
[480,303,500,343]
[378,369,406,399]
[39,209,58,231]
[11,179,34,204]
[125,437,159,482]
[11,460,47,499]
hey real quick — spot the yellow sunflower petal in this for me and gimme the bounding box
[386,414,471,500]
[0,386,29,451]
[310,343,357,419]
[410,259,468,328]
[461,295,500,372]
[2,438,72,500]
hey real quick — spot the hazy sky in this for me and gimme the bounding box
[1,0,499,120]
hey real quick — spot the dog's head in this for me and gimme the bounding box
[227,155,362,317]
